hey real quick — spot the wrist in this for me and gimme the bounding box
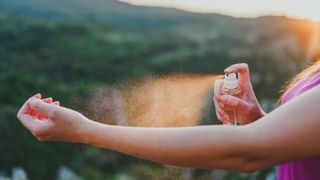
[76,118,114,149]
[76,118,100,144]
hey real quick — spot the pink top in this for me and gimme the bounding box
[278,72,320,180]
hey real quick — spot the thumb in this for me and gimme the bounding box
[28,98,58,118]
[220,95,250,110]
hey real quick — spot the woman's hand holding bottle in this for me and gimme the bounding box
[213,63,266,125]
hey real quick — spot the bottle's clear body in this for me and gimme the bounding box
[221,86,242,125]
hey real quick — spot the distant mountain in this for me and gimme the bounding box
[0,0,237,31]
[0,0,317,61]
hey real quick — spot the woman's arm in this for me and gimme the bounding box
[245,85,320,169]
[17,86,320,172]
[82,122,253,171]
[81,85,320,172]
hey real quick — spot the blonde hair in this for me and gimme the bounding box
[280,59,320,99]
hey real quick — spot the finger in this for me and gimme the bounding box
[19,113,51,135]
[223,121,231,125]
[214,79,223,97]
[218,111,230,125]
[18,114,45,131]
[224,63,250,84]
[214,96,225,108]
[53,101,60,106]
[216,109,224,123]
[213,87,230,123]
[34,93,42,99]
[39,116,49,121]
[214,96,224,122]
[17,93,41,118]
[28,98,60,118]
[18,113,37,131]
[213,94,222,111]
[42,97,53,104]
[220,95,251,111]
[217,108,229,122]
[214,96,227,120]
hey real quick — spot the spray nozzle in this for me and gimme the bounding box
[223,73,238,89]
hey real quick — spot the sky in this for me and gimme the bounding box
[119,0,320,22]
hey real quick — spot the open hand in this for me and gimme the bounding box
[17,94,91,142]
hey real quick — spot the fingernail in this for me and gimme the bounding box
[53,101,60,106]
[43,97,53,103]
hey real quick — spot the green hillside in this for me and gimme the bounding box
[0,1,319,179]
[0,0,234,31]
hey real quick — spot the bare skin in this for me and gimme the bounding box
[17,64,320,173]
[214,63,266,124]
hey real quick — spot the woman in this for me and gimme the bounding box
[17,62,320,179]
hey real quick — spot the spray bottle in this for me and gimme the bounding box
[221,73,242,125]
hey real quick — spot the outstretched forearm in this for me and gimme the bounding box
[78,86,320,172]
[17,86,320,173]
[80,122,255,172]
